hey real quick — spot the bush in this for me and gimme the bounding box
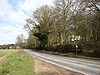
[44,46,55,52]
[55,44,64,53]
[44,44,83,54]
[63,44,73,53]
[93,50,100,58]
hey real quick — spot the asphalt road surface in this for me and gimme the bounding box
[24,49,100,75]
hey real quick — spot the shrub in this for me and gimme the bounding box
[63,44,73,53]
[93,50,100,58]
[55,44,64,53]
[44,44,83,54]
[44,46,55,52]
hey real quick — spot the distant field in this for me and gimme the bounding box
[0,49,15,57]
[0,49,36,75]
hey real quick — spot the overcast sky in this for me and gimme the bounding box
[0,0,53,45]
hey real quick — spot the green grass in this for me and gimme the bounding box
[0,49,15,57]
[0,50,36,75]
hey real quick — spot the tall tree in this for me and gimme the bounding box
[25,5,54,49]
[16,34,26,48]
[70,0,100,50]
[53,0,76,44]
[27,34,37,49]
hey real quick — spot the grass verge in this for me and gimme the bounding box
[0,50,36,75]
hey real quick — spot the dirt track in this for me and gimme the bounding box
[34,58,83,75]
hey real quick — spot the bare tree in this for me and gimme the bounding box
[16,34,26,48]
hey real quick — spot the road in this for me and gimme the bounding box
[24,49,100,75]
